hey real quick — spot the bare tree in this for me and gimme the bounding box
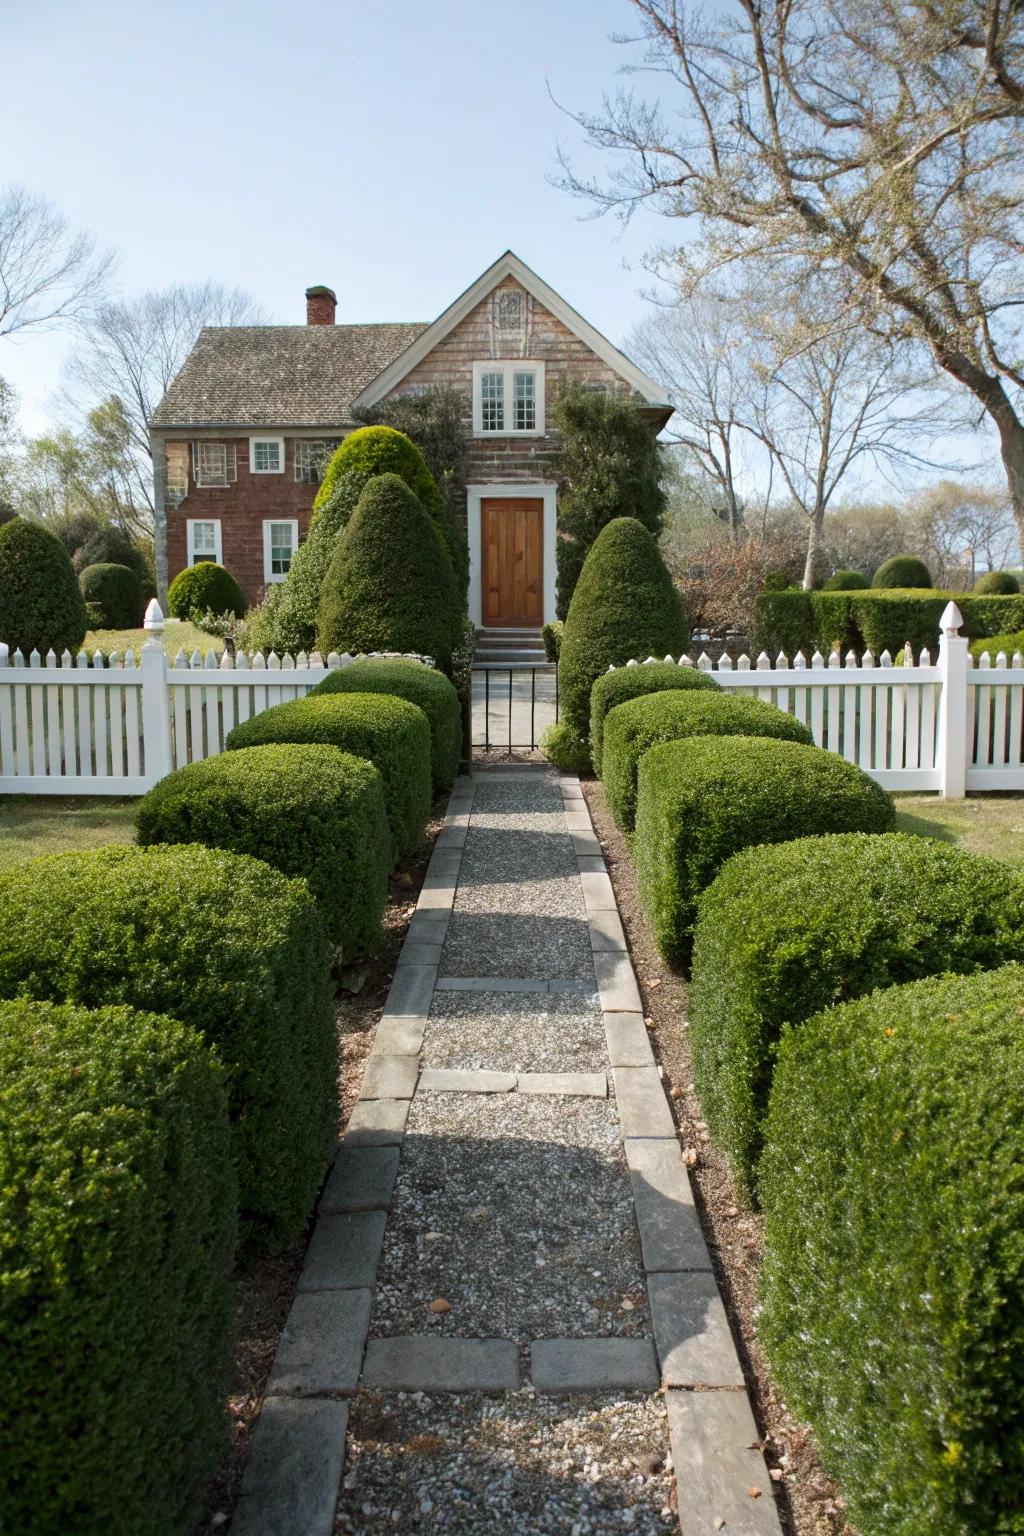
[558,1,1024,544]
[0,186,113,338]
[63,282,270,526]
[627,293,751,533]
[909,479,1020,584]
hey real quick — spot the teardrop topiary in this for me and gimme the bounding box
[0,517,88,655]
[316,474,462,673]
[871,553,932,589]
[558,517,690,744]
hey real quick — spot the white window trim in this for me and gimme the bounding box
[472,361,545,437]
[262,518,299,584]
[250,436,286,474]
[193,441,237,488]
[466,483,557,626]
[186,518,223,567]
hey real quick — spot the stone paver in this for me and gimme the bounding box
[344,1099,409,1147]
[593,949,644,1012]
[417,1066,516,1093]
[648,1271,746,1387]
[516,1071,607,1096]
[298,1212,387,1292]
[362,1336,520,1391]
[624,1137,711,1272]
[381,964,436,1018]
[266,1290,373,1396]
[359,1054,419,1101]
[589,909,628,950]
[604,1011,656,1067]
[530,1338,659,1392]
[230,1396,348,1536]
[613,1065,678,1140]
[320,1147,400,1214]
[666,1391,783,1534]
[369,1015,425,1057]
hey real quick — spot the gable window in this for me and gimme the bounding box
[294,439,339,485]
[187,518,222,567]
[193,442,237,488]
[263,519,298,583]
[472,361,544,436]
[250,436,285,474]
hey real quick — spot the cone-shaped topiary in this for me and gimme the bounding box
[79,562,143,628]
[871,553,932,588]
[558,517,690,745]
[317,474,462,674]
[316,426,465,587]
[0,517,88,654]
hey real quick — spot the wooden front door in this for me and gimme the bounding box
[481,498,544,627]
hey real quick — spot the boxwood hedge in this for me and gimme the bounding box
[167,561,244,622]
[226,692,431,862]
[589,662,720,776]
[312,658,461,791]
[0,844,335,1251]
[754,586,1024,659]
[759,964,1024,1536]
[602,689,813,831]
[78,562,143,628]
[690,832,1024,1198]
[136,743,390,954]
[0,998,236,1536]
[635,735,894,969]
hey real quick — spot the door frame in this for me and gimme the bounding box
[467,482,557,628]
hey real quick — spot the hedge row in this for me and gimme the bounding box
[588,661,720,776]
[602,688,814,831]
[635,735,894,969]
[0,998,236,1536]
[689,832,1024,1197]
[754,586,1024,659]
[311,657,461,791]
[759,964,1024,1535]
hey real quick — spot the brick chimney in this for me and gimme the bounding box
[305,285,337,325]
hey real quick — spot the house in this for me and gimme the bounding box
[149,251,672,629]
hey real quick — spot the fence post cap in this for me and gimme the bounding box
[143,599,164,632]
[939,600,964,636]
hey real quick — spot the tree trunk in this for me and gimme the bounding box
[995,405,1024,556]
[802,510,826,590]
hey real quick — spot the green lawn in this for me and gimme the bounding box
[82,621,224,661]
[0,797,137,872]
[894,794,1024,862]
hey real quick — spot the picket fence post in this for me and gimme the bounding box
[936,601,969,799]
[140,599,173,786]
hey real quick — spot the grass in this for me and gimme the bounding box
[894,793,1024,862]
[0,797,137,872]
[82,620,224,661]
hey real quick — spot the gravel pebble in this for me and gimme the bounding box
[336,1391,675,1536]
[423,990,605,1073]
[371,1093,648,1341]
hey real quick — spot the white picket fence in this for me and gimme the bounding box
[0,603,419,796]
[614,601,1016,798]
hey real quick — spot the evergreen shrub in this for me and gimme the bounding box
[871,553,932,588]
[0,517,87,654]
[167,561,244,623]
[311,657,460,791]
[589,661,720,775]
[974,569,1020,595]
[635,735,894,968]
[78,562,142,628]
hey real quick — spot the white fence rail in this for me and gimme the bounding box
[0,600,1019,798]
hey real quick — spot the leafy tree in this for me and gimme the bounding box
[553,385,666,616]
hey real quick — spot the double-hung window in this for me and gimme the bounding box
[193,442,237,488]
[263,519,298,583]
[294,439,337,484]
[472,361,544,436]
[187,518,222,567]
[250,436,285,474]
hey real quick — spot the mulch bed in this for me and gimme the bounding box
[196,805,446,1534]
[582,776,856,1536]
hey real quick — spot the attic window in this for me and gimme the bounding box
[472,361,544,436]
[194,442,237,488]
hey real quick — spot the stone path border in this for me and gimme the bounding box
[231,768,782,1536]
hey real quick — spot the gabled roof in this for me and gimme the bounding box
[149,322,426,430]
[350,250,672,413]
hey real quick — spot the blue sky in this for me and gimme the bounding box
[2,0,669,433]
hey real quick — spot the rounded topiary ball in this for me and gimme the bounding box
[823,569,870,591]
[871,554,932,589]
[973,569,1020,595]
[0,517,88,655]
[79,562,143,629]
[167,562,245,622]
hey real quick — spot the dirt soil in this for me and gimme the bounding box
[583,777,857,1536]
[196,804,446,1534]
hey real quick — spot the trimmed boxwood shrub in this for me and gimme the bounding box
[602,689,814,831]
[136,743,390,954]
[558,517,690,746]
[635,735,894,969]
[872,552,932,588]
[541,720,592,774]
[690,832,1024,1198]
[542,619,563,662]
[0,844,335,1251]
[0,516,87,654]
[78,561,143,628]
[822,568,869,590]
[167,560,244,622]
[317,474,462,675]
[589,662,720,775]
[759,963,1024,1536]
[974,568,1020,594]
[755,586,1024,660]
[0,997,236,1536]
[751,589,816,657]
[227,691,431,862]
[311,658,461,792]
[969,626,1024,660]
